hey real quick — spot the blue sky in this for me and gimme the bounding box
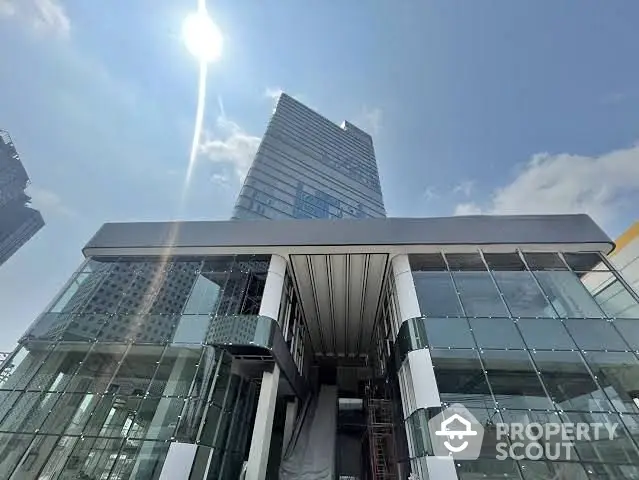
[1,0,638,350]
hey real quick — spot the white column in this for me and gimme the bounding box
[259,254,287,320]
[391,254,457,480]
[281,399,298,459]
[391,254,421,321]
[246,254,287,480]
[246,365,280,480]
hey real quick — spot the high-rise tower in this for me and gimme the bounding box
[0,130,44,267]
[232,93,385,220]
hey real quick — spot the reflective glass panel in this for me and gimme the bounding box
[587,273,639,319]
[0,433,34,473]
[147,347,201,397]
[430,349,493,408]
[172,314,212,344]
[65,345,126,394]
[453,272,508,317]
[532,351,612,412]
[560,411,639,465]
[613,319,639,349]
[517,318,576,350]
[522,252,567,270]
[413,272,464,317]
[470,318,525,349]
[182,273,223,314]
[564,319,629,351]
[492,271,556,317]
[563,252,606,271]
[533,271,604,318]
[481,350,552,410]
[423,317,475,349]
[110,345,164,396]
[582,351,639,414]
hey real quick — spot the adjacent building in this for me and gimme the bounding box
[0,130,44,267]
[1,98,639,480]
[232,93,385,220]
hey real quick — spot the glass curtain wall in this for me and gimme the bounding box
[401,251,639,479]
[0,255,269,480]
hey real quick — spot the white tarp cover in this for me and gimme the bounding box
[280,385,338,480]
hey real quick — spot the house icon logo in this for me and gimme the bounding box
[428,404,484,460]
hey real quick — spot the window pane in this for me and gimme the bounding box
[430,349,493,408]
[613,319,639,349]
[413,272,463,317]
[456,459,521,479]
[40,393,99,435]
[481,350,552,410]
[585,272,639,319]
[522,252,567,270]
[49,272,98,313]
[582,351,639,414]
[422,317,475,349]
[409,253,447,271]
[564,319,629,351]
[563,252,606,271]
[148,347,201,397]
[483,253,525,271]
[110,345,164,396]
[445,253,486,271]
[453,272,508,317]
[65,345,127,394]
[0,433,34,474]
[517,318,575,350]
[561,411,639,466]
[58,437,124,479]
[492,271,556,317]
[182,273,223,314]
[533,271,604,318]
[0,343,54,390]
[0,391,60,433]
[533,351,612,412]
[172,314,212,344]
[519,461,589,479]
[470,318,525,349]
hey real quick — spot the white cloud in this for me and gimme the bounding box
[264,87,284,102]
[453,143,639,227]
[0,0,70,37]
[27,185,76,217]
[422,186,438,202]
[453,180,475,197]
[211,172,231,188]
[199,117,260,182]
[454,202,483,216]
[354,106,383,136]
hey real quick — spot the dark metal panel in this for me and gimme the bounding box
[83,215,614,254]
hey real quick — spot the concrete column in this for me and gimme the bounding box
[246,365,280,480]
[281,399,298,459]
[391,254,457,480]
[259,255,287,320]
[245,254,287,480]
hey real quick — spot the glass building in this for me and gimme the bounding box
[232,93,385,220]
[0,130,45,268]
[1,214,639,479]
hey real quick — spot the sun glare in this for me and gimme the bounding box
[182,10,223,63]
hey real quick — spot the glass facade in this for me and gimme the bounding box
[232,93,386,220]
[0,255,291,480]
[391,251,639,478]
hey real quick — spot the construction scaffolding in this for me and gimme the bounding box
[365,382,398,480]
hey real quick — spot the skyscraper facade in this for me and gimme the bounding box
[0,130,44,267]
[232,93,385,220]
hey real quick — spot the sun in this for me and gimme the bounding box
[182,9,223,63]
